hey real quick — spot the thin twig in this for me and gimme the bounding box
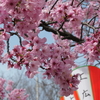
[7,38,17,62]
[7,39,10,54]
[77,0,84,7]
[56,31,60,38]
[40,66,47,70]
[71,0,74,6]
[49,0,59,14]
[9,32,22,46]
[0,29,4,32]
[58,21,65,31]
[16,33,22,46]
[47,21,57,25]
[81,22,95,30]
[88,15,98,24]
[80,24,84,39]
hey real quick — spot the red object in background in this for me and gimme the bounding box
[88,66,100,100]
[60,96,65,100]
[60,66,100,100]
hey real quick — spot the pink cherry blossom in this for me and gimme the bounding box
[0,77,29,100]
[0,0,100,98]
[8,89,29,100]
[6,81,13,91]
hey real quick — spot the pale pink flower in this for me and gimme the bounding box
[6,81,13,91]
[8,89,29,100]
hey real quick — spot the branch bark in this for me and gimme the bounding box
[40,21,84,43]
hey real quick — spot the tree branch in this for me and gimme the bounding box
[77,0,84,7]
[49,0,59,13]
[40,21,84,43]
[71,0,74,6]
[81,22,95,30]
[7,38,10,54]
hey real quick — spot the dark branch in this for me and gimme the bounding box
[7,39,10,54]
[40,66,47,70]
[77,0,84,7]
[80,24,84,39]
[49,0,59,13]
[71,0,74,6]
[40,21,84,43]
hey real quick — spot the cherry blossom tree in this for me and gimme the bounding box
[0,0,100,99]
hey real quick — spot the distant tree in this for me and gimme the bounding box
[0,68,59,100]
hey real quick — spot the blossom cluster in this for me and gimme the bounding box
[0,0,100,98]
[0,0,45,35]
[75,32,100,64]
[0,77,29,100]
[42,0,100,37]
[3,34,79,96]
